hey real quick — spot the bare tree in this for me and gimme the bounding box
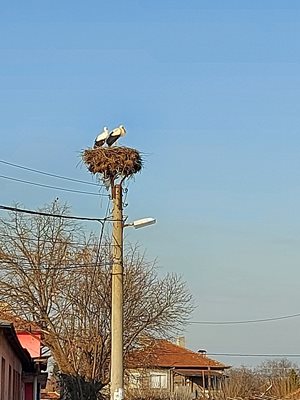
[256,359,300,398]
[0,201,193,400]
[219,366,263,399]
[217,360,300,400]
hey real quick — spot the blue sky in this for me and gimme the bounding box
[1,0,300,367]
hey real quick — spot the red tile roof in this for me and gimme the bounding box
[127,340,230,370]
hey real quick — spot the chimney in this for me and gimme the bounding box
[176,336,185,347]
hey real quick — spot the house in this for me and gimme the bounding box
[0,320,48,400]
[126,339,230,398]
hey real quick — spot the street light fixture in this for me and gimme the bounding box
[124,217,156,229]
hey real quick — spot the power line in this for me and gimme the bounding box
[208,353,300,358]
[0,233,111,247]
[95,199,111,264]
[0,159,103,187]
[0,259,112,271]
[85,198,111,307]
[129,349,300,359]
[0,204,109,222]
[0,203,299,326]
[189,313,300,325]
[0,253,132,271]
[0,174,108,196]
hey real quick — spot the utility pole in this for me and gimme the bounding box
[82,131,153,400]
[110,183,124,400]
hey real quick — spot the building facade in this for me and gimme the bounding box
[0,321,47,400]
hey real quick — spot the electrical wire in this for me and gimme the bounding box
[0,159,102,187]
[2,207,300,324]
[0,260,112,271]
[95,199,111,264]
[189,313,300,325]
[0,174,108,196]
[143,350,300,358]
[208,353,300,358]
[0,233,111,247]
[122,179,131,208]
[125,348,300,359]
[2,203,300,327]
[84,198,111,309]
[0,204,110,222]
[0,204,113,272]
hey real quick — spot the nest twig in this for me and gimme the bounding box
[82,146,143,181]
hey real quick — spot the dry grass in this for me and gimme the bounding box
[82,146,143,180]
[214,368,300,400]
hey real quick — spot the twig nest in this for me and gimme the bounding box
[82,146,143,180]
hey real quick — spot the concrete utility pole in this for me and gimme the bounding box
[82,130,148,400]
[110,183,124,400]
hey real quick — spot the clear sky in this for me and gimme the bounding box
[1,0,300,367]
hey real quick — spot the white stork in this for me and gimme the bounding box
[94,127,109,148]
[106,125,126,147]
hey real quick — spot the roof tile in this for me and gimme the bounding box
[127,340,229,369]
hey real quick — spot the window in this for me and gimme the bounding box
[150,372,168,389]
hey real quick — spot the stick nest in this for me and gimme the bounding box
[82,146,143,179]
